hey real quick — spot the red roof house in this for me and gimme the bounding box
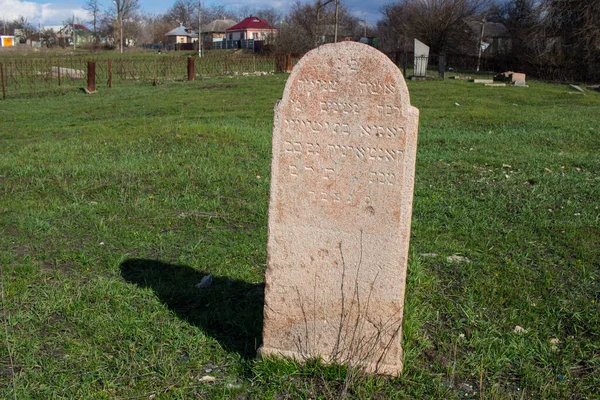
[226,16,278,41]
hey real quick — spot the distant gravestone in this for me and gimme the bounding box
[494,71,527,86]
[414,39,429,78]
[260,42,419,376]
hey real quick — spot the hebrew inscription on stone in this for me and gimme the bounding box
[261,42,419,375]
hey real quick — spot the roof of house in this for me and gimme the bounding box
[202,19,237,33]
[165,25,195,37]
[227,16,274,31]
[465,20,509,38]
[42,25,63,32]
[73,24,90,32]
[59,24,90,33]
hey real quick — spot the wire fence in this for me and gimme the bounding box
[0,54,297,99]
[2,50,596,99]
[386,51,600,83]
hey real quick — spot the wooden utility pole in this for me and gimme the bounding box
[187,57,195,80]
[72,14,76,50]
[334,0,339,43]
[198,0,203,57]
[315,0,335,46]
[120,16,123,53]
[476,16,486,72]
[1,62,6,100]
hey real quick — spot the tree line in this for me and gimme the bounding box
[378,0,600,81]
[102,0,369,54]
[0,0,368,54]
[2,0,598,81]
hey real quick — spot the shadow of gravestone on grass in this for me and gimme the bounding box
[260,41,420,376]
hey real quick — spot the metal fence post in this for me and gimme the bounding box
[275,54,284,73]
[153,59,157,85]
[403,52,408,77]
[187,57,195,81]
[438,55,445,79]
[1,63,6,100]
[87,61,96,92]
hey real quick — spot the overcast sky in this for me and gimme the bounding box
[1,0,388,28]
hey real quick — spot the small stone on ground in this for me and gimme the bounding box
[446,254,471,263]
[513,325,527,334]
[421,253,439,258]
[196,274,213,289]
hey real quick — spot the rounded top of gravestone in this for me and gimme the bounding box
[271,40,419,231]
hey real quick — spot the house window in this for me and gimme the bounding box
[253,32,258,39]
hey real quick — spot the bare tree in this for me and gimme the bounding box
[538,0,600,81]
[143,14,173,44]
[39,28,58,48]
[488,0,537,66]
[0,16,35,41]
[377,0,487,55]
[251,7,283,26]
[578,0,600,76]
[164,0,197,28]
[201,5,238,23]
[111,0,140,52]
[275,0,360,54]
[377,3,411,54]
[86,0,102,47]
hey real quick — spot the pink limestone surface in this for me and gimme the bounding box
[511,72,526,82]
[260,41,419,376]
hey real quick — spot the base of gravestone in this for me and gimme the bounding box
[258,346,403,376]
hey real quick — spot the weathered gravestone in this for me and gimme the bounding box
[413,39,429,78]
[260,42,419,376]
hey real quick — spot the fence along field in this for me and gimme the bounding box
[0,54,293,99]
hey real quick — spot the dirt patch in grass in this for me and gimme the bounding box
[40,259,77,274]
[4,224,19,237]
[423,347,451,368]
[0,363,20,378]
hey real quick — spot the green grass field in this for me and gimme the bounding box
[1,74,598,399]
